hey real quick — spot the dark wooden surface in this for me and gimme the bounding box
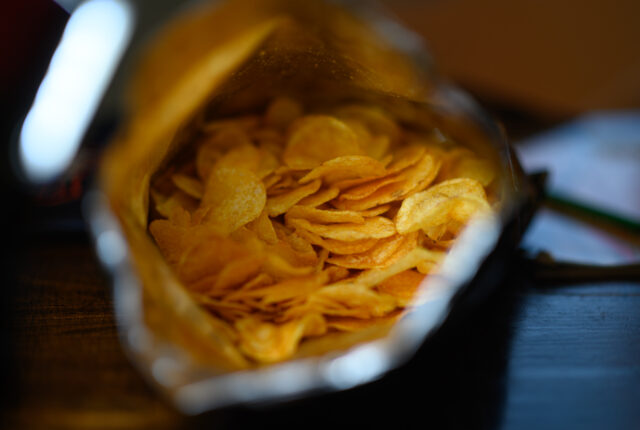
[1,215,639,429]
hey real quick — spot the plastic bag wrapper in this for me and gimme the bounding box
[96,0,526,411]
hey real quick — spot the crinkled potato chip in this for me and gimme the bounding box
[201,167,266,235]
[148,96,498,364]
[285,205,365,224]
[298,155,386,185]
[395,177,491,235]
[265,179,322,216]
[297,187,340,207]
[283,115,364,169]
[286,216,396,241]
[333,152,441,211]
[377,270,426,306]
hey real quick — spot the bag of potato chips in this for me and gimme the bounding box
[92,0,528,413]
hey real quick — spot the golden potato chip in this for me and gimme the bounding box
[333,153,441,211]
[172,230,257,283]
[377,270,426,306]
[449,157,495,187]
[294,228,380,255]
[363,135,391,161]
[334,105,401,144]
[297,187,340,207]
[171,173,204,199]
[238,273,275,291]
[324,265,350,283]
[310,283,398,318]
[326,247,442,291]
[200,167,266,235]
[326,312,402,332]
[248,209,278,244]
[196,143,224,181]
[298,155,386,185]
[262,253,315,279]
[385,144,427,173]
[265,179,322,216]
[265,96,303,129]
[340,175,406,202]
[285,205,365,224]
[283,115,363,169]
[211,254,265,291]
[395,177,490,235]
[262,173,282,190]
[326,234,406,269]
[416,260,438,275]
[235,314,324,363]
[154,190,198,218]
[266,239,317,268]
[280,230,316,255]
[359,204,391,217]
[234,272,328,305]
[327,231,418,270]
[286,216,396,241]
[266,175,298,196]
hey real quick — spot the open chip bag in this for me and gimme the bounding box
[91,0,532,413]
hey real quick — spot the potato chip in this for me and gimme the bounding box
[377,270,426,306]
[265,97,303,129]
[265,179,321,216]
[196,143,224,181]
[201,167,266,235]
[262,253,315,279]
[326,234,405,269]
[333,153,441,211]
[416,260,438,275]
[174,230,257,283]
[325,247,442,291]
[266,239,317,268]
[334,105,401,144]
[298,155,386,184]
[294,227,380,255]
[248,209,278,244]
[324,265,350,283]
[326,312,402,332]
[211,254,264,291]
[385,144,427,173]
[154,190,199,218]
[310,283,398,318]
[237,273,275,291]
[283,115,363,169]
[359,204,391,217]
[213,143,280,180]
[297,187,340,207]
[286,216,396,241]
[395,178,490,235]
[449,157,496,187]
[235,313,324,363]
[234,272,328,304]
[171,173,204,199]
[285,205,365,224]
[338,175,402,201]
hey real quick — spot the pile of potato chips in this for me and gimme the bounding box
[149,97,497,363]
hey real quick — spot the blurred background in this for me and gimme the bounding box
[0,1,638,429]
